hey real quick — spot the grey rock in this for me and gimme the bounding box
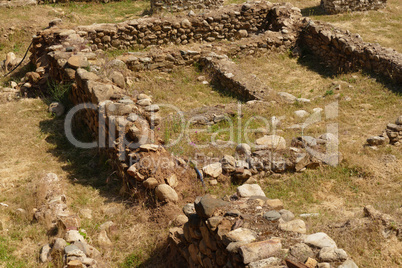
[367,136,386,146]
[278,92,297,103]
[236,143,251,155]
[338,259,359,268]
[221,155,236,173]
[183,203,196,216]
[39,244,51,263]
[263,210,281,221]
[319,247,348,262]
[137,98,152,106]
[51,238,67,253]
[194,194,229,218]
[144,104,160,112]
[65,230,85,243]
[279,209,295,222]
[110,71,125,88]
[49,102,65,116]
[289,243,314,263]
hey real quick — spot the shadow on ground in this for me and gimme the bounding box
[39,112,125,203]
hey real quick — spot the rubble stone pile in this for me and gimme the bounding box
[366,115,402,147]
[169,185,359,268]
[34,173,107,267]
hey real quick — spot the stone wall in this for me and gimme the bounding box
[300,19,402,83]
[151,0,224,13]
[321,0,387,14]
[76,2,302,50]
[169,186,359,268]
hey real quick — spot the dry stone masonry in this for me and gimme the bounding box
[151,0,224,13]
[366,115,402,147]
[169,185,359,268]
[300,19,402,83]
[321,0,387,14]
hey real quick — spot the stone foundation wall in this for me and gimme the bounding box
[300,19,402,83]
[151,0,224,13]
[321,0,387,14]
[76,2,302,50]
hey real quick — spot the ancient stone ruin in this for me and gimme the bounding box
[2,0,401,267]
[321,0,387,14]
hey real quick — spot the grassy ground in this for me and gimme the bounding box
[0,99,177,267]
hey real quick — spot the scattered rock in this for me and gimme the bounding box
[255,135,286,150]
[183,203,196,216]
[223,228,257,245]
[40,244,51,262]
[155,184,178,203]
[239,238,282,264]
[266,199,284,210]
[236,143,251,155]
[49,102,65,116]
[289,243,314,263]
[367,136,386,146]
[237,184,266,197]
[202,162,222,178]
[338,259,359,268]
[294,110,310,118]
[194,194,229,218]
[110,71,125,88]
[79,208,92,219]
[65,230,85,243]
[279,209,295,222]
[166,174,178,188]
[278,92,297,103]
[304,232,337,249]
[319,247,348,262]
[263,210,281,221]
[278,219,306,234]
[143,177,159,189]
[97,230,112,246]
